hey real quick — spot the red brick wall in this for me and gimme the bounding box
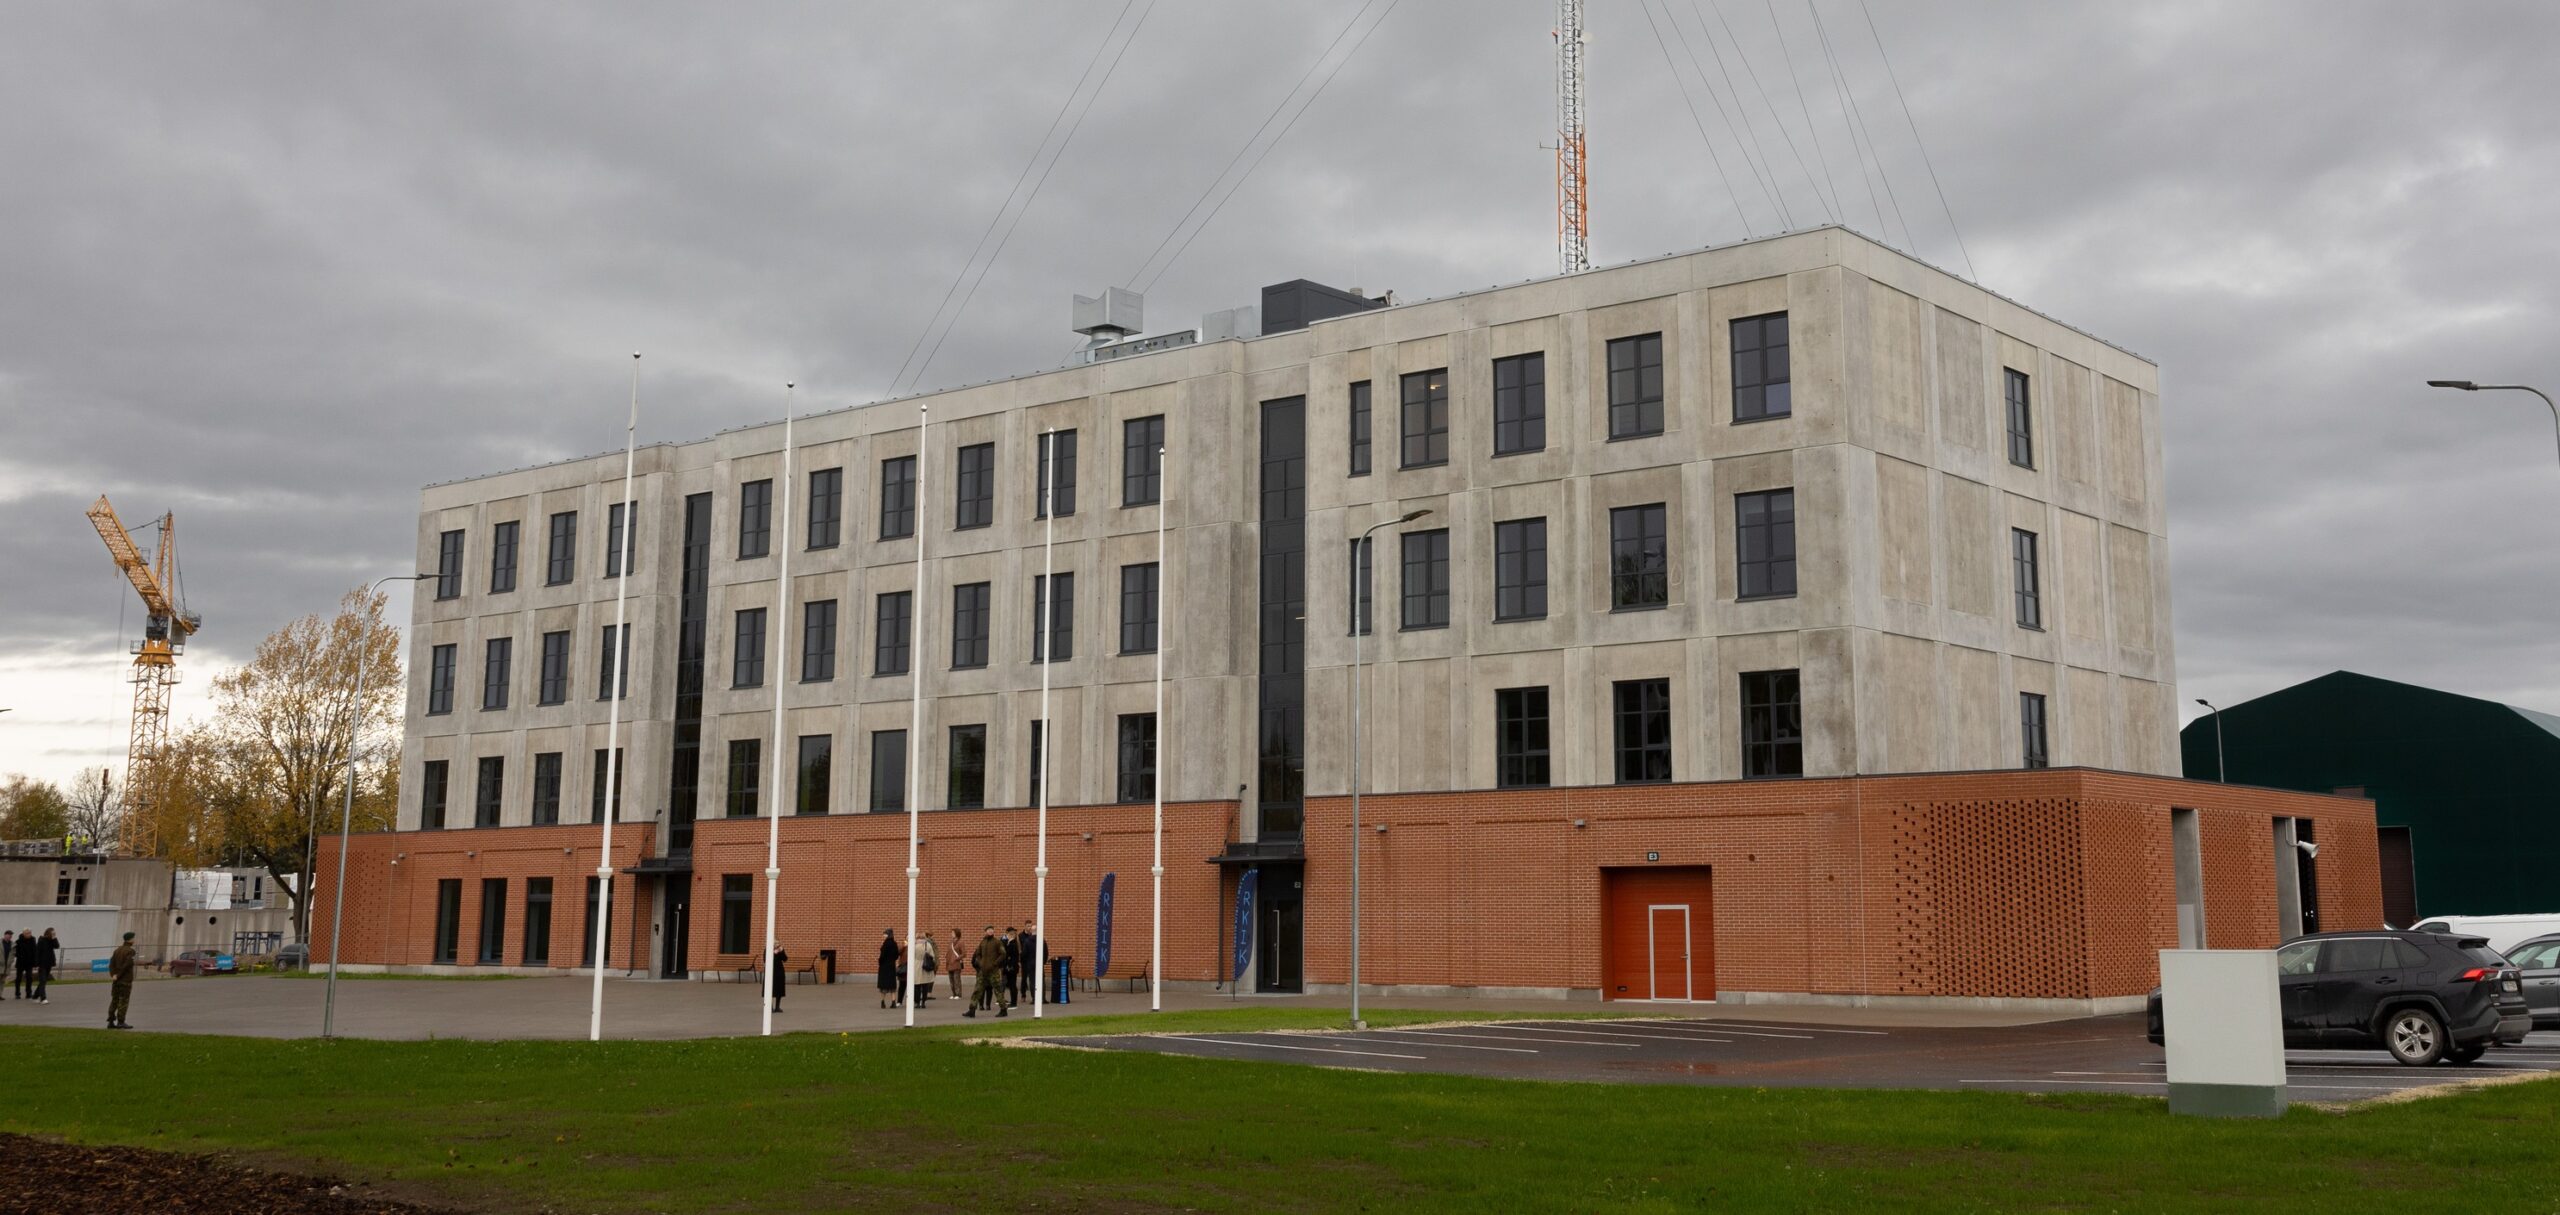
[319,770,2376,1002]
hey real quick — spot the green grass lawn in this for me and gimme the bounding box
[2,1014,2555,1213]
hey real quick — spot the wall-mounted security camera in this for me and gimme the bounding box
[2294,839,2319,858]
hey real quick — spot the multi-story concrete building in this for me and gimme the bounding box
[325,227,2370,1008]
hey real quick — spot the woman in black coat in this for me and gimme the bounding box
[769,949,789,1014]
[876,930,900,1009]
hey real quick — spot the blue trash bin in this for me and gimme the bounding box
[1051,956,1072,1005]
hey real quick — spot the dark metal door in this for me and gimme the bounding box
[660,883,690,979]
[1256,867,1302,993]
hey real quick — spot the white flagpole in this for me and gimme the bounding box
[903,404,929,1028]
[1151,443,1165,1012]
[1034,429,1054,1019]
[760,387,796,1037]
[590,352,639,1042]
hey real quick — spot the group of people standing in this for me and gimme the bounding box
[3,928,60,1003]
[863,924,1045,1018]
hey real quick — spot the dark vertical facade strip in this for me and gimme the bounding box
[666,492,712,853]
[1257,396,1307,840]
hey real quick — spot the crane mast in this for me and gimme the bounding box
[86,495,199,856]
[1555,0,1589,273]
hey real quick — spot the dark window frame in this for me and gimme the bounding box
[955,442,996,529]
[1037,428,1079,518]
[1117,712,1158,804]
[590,747,622,824]
[435,530,464,600]
[878,455,917,539]
[2020,692,2050,769]
[1119,562,1160,655]
[951,582,991,669]
[1400,528,1451,630]
[1493,517,1548,621]
[732,607,766,688]
[947,724,988,810]
[420,759,449,830]
[545,511,577,585]
[1347,381,1372,476]
[537,630,569,705]
[481,637,511,711]
[595,624,629,701]
[807,467,844,550]
[796,734,831,816]
[427,644,457,716]
[1607,332,1666,439]
[489,520,519,594]
[604,500,636,578]
[522,877,553,966]
[800,599,838,682]
[1349,538,1374,637]
[531,751,562,825]
[475,756,503,828]
[1730,311,1792,422]
[873,590,912,676]
[1399,368,1450,468]
[1032,571,1075,664]
[726,738,761,817]
[2013,528,2043,630]
[432,879,461,965]
[1609,503,1670,610]
[868,729,907,812]
[476,878,507,965]
[1612,678,1673,784]
[1735,488,1798,601]
[1496,686,1551,789]
[1122,415,1165,507]
[719,874,753,955]
[738,478,772,559]
[2005,367,2035,469]
[1741,669,1805,779]
[1491,351,1547,456]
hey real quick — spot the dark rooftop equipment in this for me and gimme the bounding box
[1261,279,1387,335]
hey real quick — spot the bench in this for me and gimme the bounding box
[708,959,823,985]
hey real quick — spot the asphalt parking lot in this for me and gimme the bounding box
[1039,1014,2560,1103]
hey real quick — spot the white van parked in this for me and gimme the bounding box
[2409,914,2560,954]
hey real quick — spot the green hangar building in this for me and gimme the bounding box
[2181,670,2560,926]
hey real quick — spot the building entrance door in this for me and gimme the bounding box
[1648,905,1693,1001]
[660,882,690,979]
[1256,865,1303,993]
[1602,866,1713,1001]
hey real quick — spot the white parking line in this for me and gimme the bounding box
[1493,1023,1736,1043]
[1404,1029,1640,1048]
[1609,1022,1812,1041]
[1359,1032,1538,1053]
[1651,1021,1891,1036]
[1159,1035,1425,1061]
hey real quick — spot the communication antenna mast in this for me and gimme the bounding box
[1555,0,1589,273]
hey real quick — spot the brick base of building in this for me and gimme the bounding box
[317,768,2374,1005]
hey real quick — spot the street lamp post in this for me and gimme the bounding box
[2194,698,2225,784]
[323,572,432,1040]
[2427,380,2560,470]
[1349,507,1429,1030]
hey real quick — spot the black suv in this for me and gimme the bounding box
[2147,931,2531,1066]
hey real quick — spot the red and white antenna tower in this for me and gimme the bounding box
[1555,0,1589,273]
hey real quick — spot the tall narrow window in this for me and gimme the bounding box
[431,879,461,965]
[1496,687,1551,789]
[1493,518,1548,621]
[1399,368,1450,468]
[1400,528,1451,630]
[1612,678,1673,784]
[807,467,844,549]
[1027,719,1045,809]
[732,607,766,688]
[596,624,629,700]
[947,724,988,810]
[474,756,503,828]
[531,752,562,825]
[1347,382,1372,476]
[427,644,456,715]
[538,630,569,705]
[489,520,519,593]
[1349,539,1372,637]
[719,874,753,955]
[1117,713,1158,803]
[738,478,772,558]
[2005,368,2034,468]
[435,530,464,600]
[1736,489,1798,600]
[1731,311,1791,421]
[951,582,991,669]
[604,501,636,577]
[420,759,449,830]
[1607,332,1665,438]
[2020,692,2050,769]
[956,442,995,528]
[481,637,511,711]
[1741,669,1804,778]
[869,729,907,812]
[796,735,831,815]
[873,591,912,675]
[1122,415,1165,506]
[726,739,760,817]
[590,747,622,823]
[546,511,577,584]
[878,455,916,538]
[801,599,837,682]
[1032,572,1075,663]
[1492,352,1546,455]
[1037,429,1078,517]
[581,876,605,967]
[477,878,507,964]
[522,877,553,966]
[1609,503,1669,610]
[1119,562,1160,654]
[2013,528,2043,629]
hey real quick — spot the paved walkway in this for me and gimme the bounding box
[0,974,2067,1041]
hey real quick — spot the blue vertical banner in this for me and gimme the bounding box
[1231,868,1259,984]
[1093,873,1116,979]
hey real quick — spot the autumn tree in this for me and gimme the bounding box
[0,774,71,840]
[63,767,121,851]
[196,586,404,938]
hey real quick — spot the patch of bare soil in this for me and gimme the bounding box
[0,1132,459,1214]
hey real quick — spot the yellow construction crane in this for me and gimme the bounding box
[87,495,200,856]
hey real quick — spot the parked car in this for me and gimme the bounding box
[276,943,309,971]
[168,950,237,977]
[2503,934,2560,1030]
[2408,914,2560,954]
[2147,931,2530,1066]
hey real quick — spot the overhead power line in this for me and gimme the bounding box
[1698,0,1832,224]
[1638,0,1753,236]
[1810,0,1909,249]
[1766,0,1843,225]
[1856,0,1975,280]
[892,1,1155,395]
[1660,0,1787,229]
[1130,0,1403,295]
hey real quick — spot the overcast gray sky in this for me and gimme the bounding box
[4,1,2557,787]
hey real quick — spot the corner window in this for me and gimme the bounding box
[1492,352,1546,455]
[2020,692,2049,769]
[1399,368,1450,468]
[1731,312,1791,422]
[1741,669,1804,778]
[2013,528,2043,629]
[434,530,463,600]
[427,644,456,715]
[1117,713,1158,803]
[420,759,449,830]
[2005,368,2034,469]
[1607,333,1665,438]
[1347,382,1372,476]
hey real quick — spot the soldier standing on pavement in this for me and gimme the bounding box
[107,932,137,1029]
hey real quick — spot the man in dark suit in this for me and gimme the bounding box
[1016,923,1043,1006]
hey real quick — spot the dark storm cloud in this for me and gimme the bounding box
[5,1,2560,780]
